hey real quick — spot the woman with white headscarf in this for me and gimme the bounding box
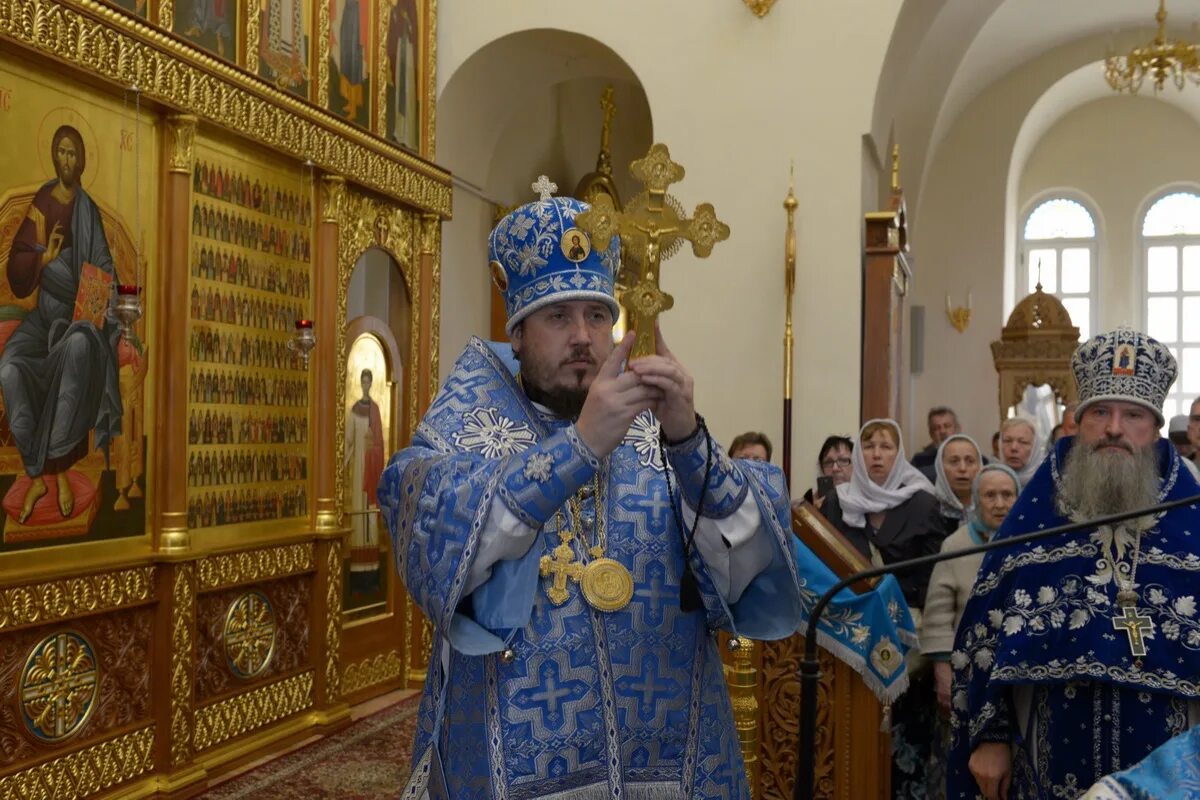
[933,434,983,535]
[828,419,943,607]
[826,419,944,799]
[1000,416,1045,488]
[921,464,1020,800]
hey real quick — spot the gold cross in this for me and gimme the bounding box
[1112,605,1154,657]
[539,540,583,606]
[576,143,730,359]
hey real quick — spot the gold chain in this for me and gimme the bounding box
[562,470,605,560]
[588,470,605,558]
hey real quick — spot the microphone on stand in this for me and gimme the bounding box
[792,491,1200,800]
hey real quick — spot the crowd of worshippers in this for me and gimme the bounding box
[727,374,1200,800]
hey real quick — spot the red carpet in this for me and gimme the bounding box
[198,693,421,799]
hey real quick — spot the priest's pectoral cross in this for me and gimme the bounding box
[1112,606,1154,657]
[576,143,730,360]
[539,541,583,606]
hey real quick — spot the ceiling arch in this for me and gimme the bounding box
[873,0,1200,218]
[437,28,645,191]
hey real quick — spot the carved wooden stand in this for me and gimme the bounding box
[726,506,892,799]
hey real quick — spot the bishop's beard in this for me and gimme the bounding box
[521,378,588,420]
[1056,440,1160,523]
[516,342,595,420]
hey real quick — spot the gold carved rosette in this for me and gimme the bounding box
[0,0,448,791]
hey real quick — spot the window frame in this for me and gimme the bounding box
[1139,187,1200,429]
[1018,192,1100,339]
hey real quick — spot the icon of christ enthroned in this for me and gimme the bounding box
[0,124,147,545]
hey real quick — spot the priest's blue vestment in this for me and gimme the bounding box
[947,437,1200,799]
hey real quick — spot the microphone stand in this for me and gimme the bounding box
[793,491,1200,800]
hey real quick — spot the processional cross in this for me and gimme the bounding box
[576,143,731,359]
[1111,605,1154,657]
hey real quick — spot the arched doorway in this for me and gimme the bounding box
[338,245,415,696]
[436,28,653,349]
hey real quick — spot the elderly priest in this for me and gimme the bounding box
[948,328,1200,800]
[379,177,916,799]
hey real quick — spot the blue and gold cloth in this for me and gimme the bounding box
[1085,725,1200,799]
[381,338,916,799]
[947,437,1200,799]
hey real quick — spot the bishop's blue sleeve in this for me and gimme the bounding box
[664,427,803,640]
[377,424,597,656]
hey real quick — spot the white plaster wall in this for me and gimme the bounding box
[1018,97,1200,333]
[911,34,1141,451]
[438,186,494,383]
[436,1,906,488]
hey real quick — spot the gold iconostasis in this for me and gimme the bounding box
[0,0,447,794]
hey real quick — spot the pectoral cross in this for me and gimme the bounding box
[1112,606,1154,657]
[576,143,730,359]
[539,541,583,606]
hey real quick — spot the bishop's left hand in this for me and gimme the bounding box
[626,322,696,442]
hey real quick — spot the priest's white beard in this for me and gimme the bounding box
[1057,440,1160,523]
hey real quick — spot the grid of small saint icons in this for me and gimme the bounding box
[189,370,306,406]
[191,329,304,372]
[188,409,307,445]
[192,202,311,261]
[188,450,306,487]
[193,161,313,227]
[191,244,311,299]
[191,286,306,330]
[187,157,313,529]
[187,487,308,528]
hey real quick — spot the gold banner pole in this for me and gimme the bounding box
[783,164,798,490]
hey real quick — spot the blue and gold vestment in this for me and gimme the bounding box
[380,338,916,799]
[1085,724,1200,799]
[948,438,1200,799]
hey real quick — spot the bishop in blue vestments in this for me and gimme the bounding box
[379,177,917,799]
[948,328,1200,800]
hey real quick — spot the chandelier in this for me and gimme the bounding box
[1105,0,1200,93]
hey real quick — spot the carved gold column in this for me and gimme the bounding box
[158,113,197,554]
[153,561,204,790]
[314,175,344,534]
[151,112,205,793]
[316,0,331,108]
[400,213,441,689]
[310,174,350,728]
[417,213,440,411]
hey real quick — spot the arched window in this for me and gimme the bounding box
[1021,197,1097,339]
[1142,191,1200,425]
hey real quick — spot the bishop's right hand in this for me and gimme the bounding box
[575,332,662,458]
